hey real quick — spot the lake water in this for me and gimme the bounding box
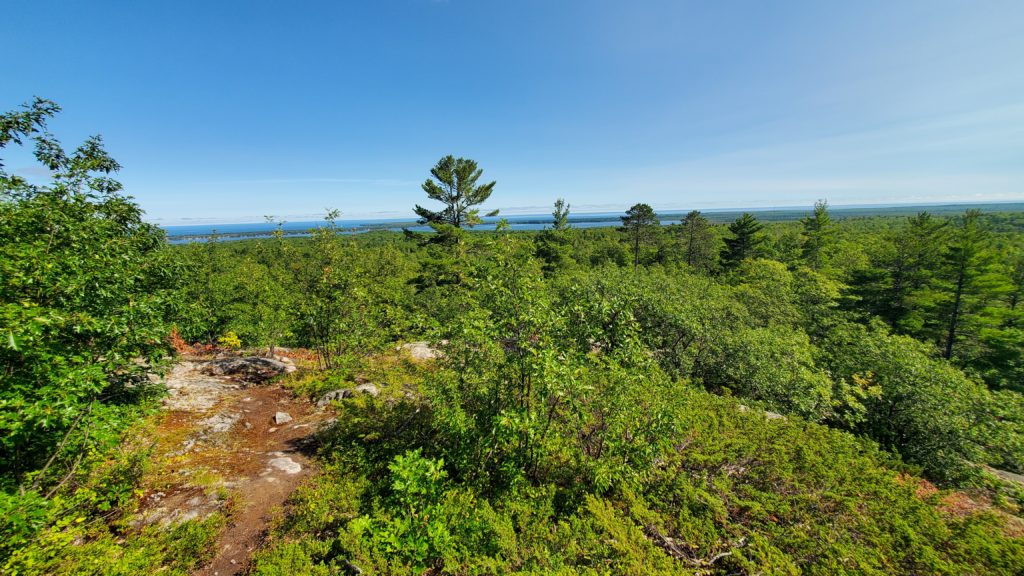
[161,202,1024,243]
[163,212,651,242]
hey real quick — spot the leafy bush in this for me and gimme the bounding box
[1,99,178,563]
[817,321,1017,483]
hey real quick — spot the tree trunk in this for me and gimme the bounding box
[633,233,640,269]
[944,264,966,360]
[686,227,695,267]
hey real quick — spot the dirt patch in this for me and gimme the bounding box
[136,356,330,576]
[938,490,1024,538]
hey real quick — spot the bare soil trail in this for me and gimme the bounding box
[137,357,328,576]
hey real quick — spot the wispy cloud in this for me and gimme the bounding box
[595,104,1024,207]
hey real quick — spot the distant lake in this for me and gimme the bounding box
[163,213,631,243]
[161,202,1024,243]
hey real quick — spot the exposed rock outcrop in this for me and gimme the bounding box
[201,356,293,382]
[399,341,443,361]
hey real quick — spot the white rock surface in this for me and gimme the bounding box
[267,456,302,474]
[399,341,443,361]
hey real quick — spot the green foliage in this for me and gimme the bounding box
[846,210,1021,390]
[295,212,415,368]
[158,203,1024,573]
[551,198,570,231]
[414,155,497,229]
[851,211,946,329]
[713,325,835,418]
[818,320,1006,483]
[346,449,502,572]
[536,198,576,274]
[251,540,334,576]
[0,99,174,497]
[169,214,417,363]
[5,100,1023,572]
[799,199,835,270]
[258,367,1024,575]
[677,210,719,273]
[4,512,224,576]
[933,210,1012,361]
[721,212,764,269]
[619,202,660,268]
[223,255,295,352]
[254,227,1021,573]
[2,439,222,575]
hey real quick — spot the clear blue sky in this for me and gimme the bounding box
[4,0,1023,224]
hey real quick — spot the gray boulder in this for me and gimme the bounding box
[316,383,380,408]
[317,389,353,408]
[354,383,380,397]
[201,356,289,382]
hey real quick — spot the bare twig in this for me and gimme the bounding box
[23,399,94,495]
[45,407,95,499]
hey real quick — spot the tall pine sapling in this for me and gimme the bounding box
[537,198,574,274]
[800,199,835,270]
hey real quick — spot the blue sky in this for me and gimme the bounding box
[4,0,1023,224]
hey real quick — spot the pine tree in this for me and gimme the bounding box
[1007,250,1024,321]
[409,155,496,287]
[551,198,570,231]
[800,200,835,270]
[852,212,947,329]
[537,198,574,274]
[888,212,947,330]
[974,246,1024,390]
[722,212,764,269]
[413,155,496,229]
[678,210,718,273]
[927,210,1010,360]
[619,203,659,268]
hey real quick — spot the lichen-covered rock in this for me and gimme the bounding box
[317,389,353,408]
[200,411,241,434]
[162,361,232,411]
[399,341,443,361]
[201,356,290,382]
[354,383,380,397]
[316,383,380,408]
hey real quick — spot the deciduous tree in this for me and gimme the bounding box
[0,98,175,495]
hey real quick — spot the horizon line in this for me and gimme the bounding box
[152,199,1024,228]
